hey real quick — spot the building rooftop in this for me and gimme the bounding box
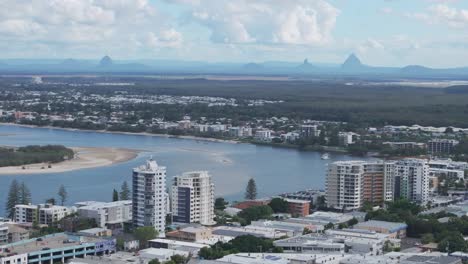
[0,233,107,257]
[354,220,408,233]
[75,200,132,209]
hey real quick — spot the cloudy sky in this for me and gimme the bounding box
[1,0,468,67]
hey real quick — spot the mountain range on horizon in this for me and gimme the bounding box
[1,54,468,78]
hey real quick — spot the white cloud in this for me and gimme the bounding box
[0,0,182,57]
[171,0,339,45]
[409,4,468,28]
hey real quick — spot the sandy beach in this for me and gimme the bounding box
[0,147,140,175]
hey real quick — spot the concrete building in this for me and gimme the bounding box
[284,199,310,217]
[149,238,208,255]
[274,234,345,254]
[326,161,390,210]
[166,226,212,242]
[172,171,215,226]
[14,204,75,225]
[300,125,320,138]
[139,248,189,262]
[14,204,37,224]
[212,225,288,239]
[383,142,427,150]
[76,200,132,229]
[0,233,116,264]
[391,159,430,204]
[254,129,272,141]
[132,159,167,235]
[0,225,7,245]
[428,139,459,155]
[250,220,323,237]
[354,220,407,238]
[38,204,75,226]
[338,132,359,146]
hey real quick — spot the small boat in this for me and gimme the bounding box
[321,153,330,160]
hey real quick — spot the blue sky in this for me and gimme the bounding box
[1,0,468,67]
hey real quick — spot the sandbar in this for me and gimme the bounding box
[0,147,140,175]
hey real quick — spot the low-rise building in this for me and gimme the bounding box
[250,220,323,237]
[148,238,208,255]
[0,233,116,264]
[14,204,75,225]
[212,225,288,239]
[139,248,189,262]
[76,200,132,229]
[0,225,7,245]
[166,226,212,242]
[284,199,310,217]
[354,220,407,238]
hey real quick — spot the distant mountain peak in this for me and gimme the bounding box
[99,55,113,67]
[297,58,315,71]
[342,53,364,70]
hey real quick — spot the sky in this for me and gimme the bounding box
[1,0,468,68]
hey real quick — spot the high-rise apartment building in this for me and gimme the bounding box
[326,161,395,210]
[172,171,215,226]
[132,159,167,235]
[392,159,429,204]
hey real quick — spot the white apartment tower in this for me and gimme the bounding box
[326,160,395,210]
[326,161,365,210]
[132,159,167,235]
[172,171,215,225]
[392,159,430,204]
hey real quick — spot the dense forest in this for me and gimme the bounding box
[0,145,74,167]
[2,76,468,127]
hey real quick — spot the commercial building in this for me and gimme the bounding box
[139,248,189,262]
[76,200,132,229]
[132,159,167,235]
[166,226,212,242]
[0,233,116,264]
[392,159,430,204]
[212,225,288,239]
[14,204,75,225]
[250,220,323,237]
[274,234,345,254]
[283,199,310,217]
[148,238,208,255]
[428,139,459,155]
[354,220,407,238]
[172,171,215,226]
[324,228,389,255]
[285,211,353,226]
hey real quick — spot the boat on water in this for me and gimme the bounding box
[321,153,330,160]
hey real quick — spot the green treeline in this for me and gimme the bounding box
[0,145,74,167]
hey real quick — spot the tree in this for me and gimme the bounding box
[120,181,131,200]
[169,255,187,264]
[45,198,56,205]
[215,197,228,210]
[113,189,119,202]
[315,195,326,210]
[324,222,334,230]
[238,205,273,225]
[421,233,434,244]
[6,179,20,219]
[19,182,32,205]
[437,233,468,253]
[347,217,358,227]
[268,198,289,213]
[134,226,158,249]
[58,184,67,205]
[244,178,257,200]
[148,260,160,264]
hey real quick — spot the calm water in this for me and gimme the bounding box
[0,125,369,216]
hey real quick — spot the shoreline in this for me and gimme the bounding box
[0,146,140,175]
[1,123,240,144]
